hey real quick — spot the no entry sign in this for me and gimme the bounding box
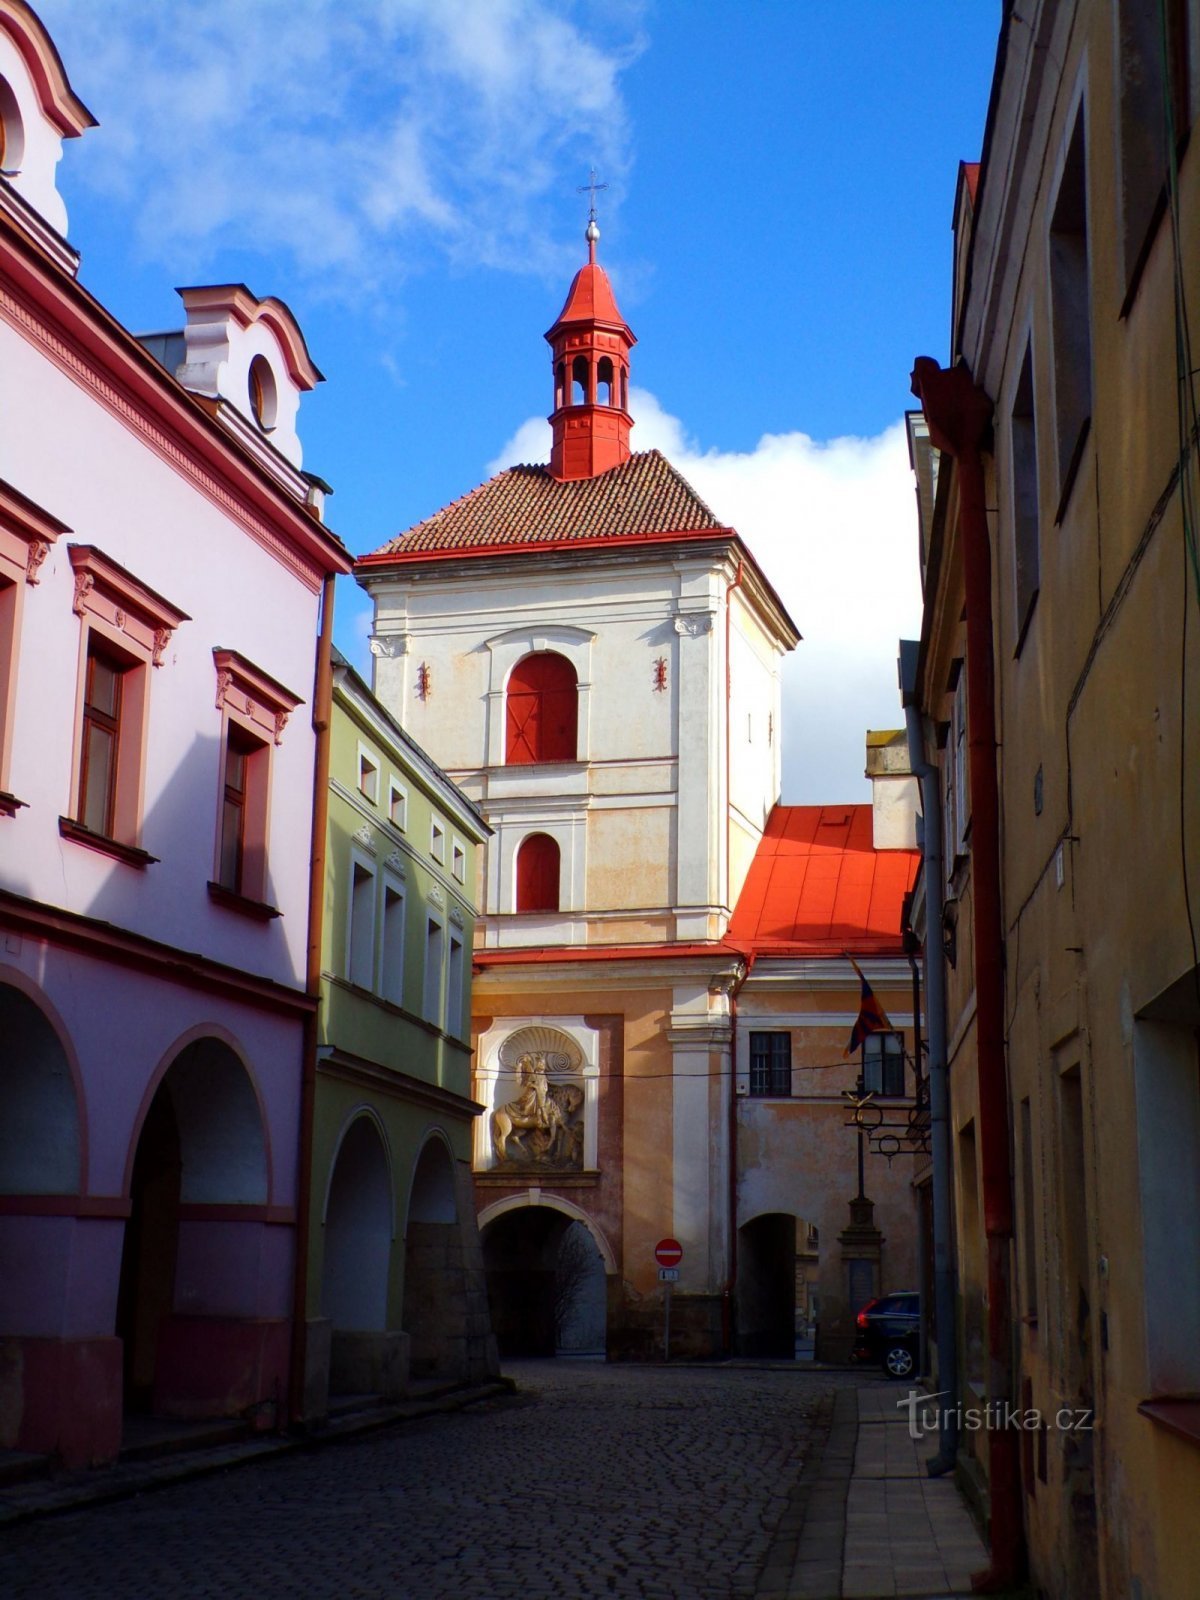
[654,1237,683,1268]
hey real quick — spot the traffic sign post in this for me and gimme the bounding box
[654,1239,683,1362]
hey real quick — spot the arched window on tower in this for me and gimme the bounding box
[516,833,560,913]
[506,652,578,763]
[597,356,614,406]
[555,360,566,410]
[571,355,589,406]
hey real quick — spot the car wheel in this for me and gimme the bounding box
[883,1344,915,1380]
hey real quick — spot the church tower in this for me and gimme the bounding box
[545,218,636,480]
[357,222,799,1361]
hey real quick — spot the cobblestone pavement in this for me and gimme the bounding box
[0,1362,863,1600]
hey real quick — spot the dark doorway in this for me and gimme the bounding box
[403,1138,467,1380]
[481,1206,571,1357]
[115,1086,181,1411]
[737,1213,797,1358]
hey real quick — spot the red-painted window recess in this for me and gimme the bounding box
[505,651,577,764]
[516,832,560,913]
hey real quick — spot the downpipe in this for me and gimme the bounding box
[900,639,959,1476]
[911,359,1023,1589]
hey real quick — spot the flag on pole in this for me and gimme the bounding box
[844,954,893,1056]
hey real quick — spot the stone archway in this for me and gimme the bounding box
[480,1200,611,1358]
[0,981,82,1195]
[321,1114,398,1397]
[117,1036,271,1417]
[402,1136,468,1381]
[736,1212,798,1358]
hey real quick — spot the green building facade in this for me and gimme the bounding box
[301,650,497,1414]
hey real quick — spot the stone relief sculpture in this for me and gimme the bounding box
[490,1046,585,1170]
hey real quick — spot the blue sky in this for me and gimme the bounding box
[38,0,1000,802]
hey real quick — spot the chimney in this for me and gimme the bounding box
[865,729,919,850]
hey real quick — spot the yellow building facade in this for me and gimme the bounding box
[910,5,1200,1593]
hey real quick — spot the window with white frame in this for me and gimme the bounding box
[862,1031,906,1098]
[358,745,379,804]
[348,860,376,989]
[1011,340,1040,649]
[381,878,406,1006]
[388,778,407,830]
[749,1031,791,1097]
[430,818,445,864]
[943,660,969,877]
[1116,0,1193,302]
[952,667,968,855]
[1049,107,1092,509]
[423,916,444,1024]
[451,839,466,883]
[447,931,465,1038]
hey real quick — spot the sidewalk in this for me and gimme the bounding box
[766,1379,991,1600]
[0,1378,512,1527]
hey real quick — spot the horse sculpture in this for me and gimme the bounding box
[491,1053,583,1167]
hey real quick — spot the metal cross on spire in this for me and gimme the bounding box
[577,168,608,225]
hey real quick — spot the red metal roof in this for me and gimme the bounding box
[728,805,918,956]
[548,256,630,333]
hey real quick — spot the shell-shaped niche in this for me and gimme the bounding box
[497,1024,583,1076]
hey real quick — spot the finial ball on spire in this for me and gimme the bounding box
[586,218,600,244]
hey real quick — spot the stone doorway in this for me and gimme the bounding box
[322,1114,398,1397]
[115,1088,182,1412]
[480,1204,608,1358]
[736,1212,797,1358]
[402,1136,468,1380]
[116,1036,274,1421]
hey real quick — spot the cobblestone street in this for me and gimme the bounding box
[0,1363,861,1600]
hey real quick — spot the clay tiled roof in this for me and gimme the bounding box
[729,805,918,956]
[359,450,727,562]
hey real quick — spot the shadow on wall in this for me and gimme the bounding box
[4,727,295,980]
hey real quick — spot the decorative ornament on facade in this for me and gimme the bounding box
[273,710,289,745]
[369,632,409,659]
[114,607,127,630]
[449,903,465,928]
[152,627,172,667]
[25,540,50,584]
[384,851,407,877]
[653,656,668,692]
[71,570,94,616]
[352,822,377,856]
[416,661,432,701]
[490,1052,585,1170]
[489,1025,587,1172]
[428,885,444,908]
[673,611,715,637]
[214,669,233,708]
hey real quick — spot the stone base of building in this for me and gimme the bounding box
[154,1314,290,1425]
[607,1286,727,1361]
[329,1330,409,1399]
[0,1335,123,1467]
[296,1316,331,1425]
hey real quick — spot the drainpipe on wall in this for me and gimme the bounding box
[910,358,1022,1587]
[289,569,336,1429]
[722,559,747,1357]
[725,950,754,1355]
[900,637,959,1477]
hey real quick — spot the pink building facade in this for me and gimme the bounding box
[0,1,351,1465]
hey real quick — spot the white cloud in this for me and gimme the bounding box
[38,0,645,289]
[489,391,922,803]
